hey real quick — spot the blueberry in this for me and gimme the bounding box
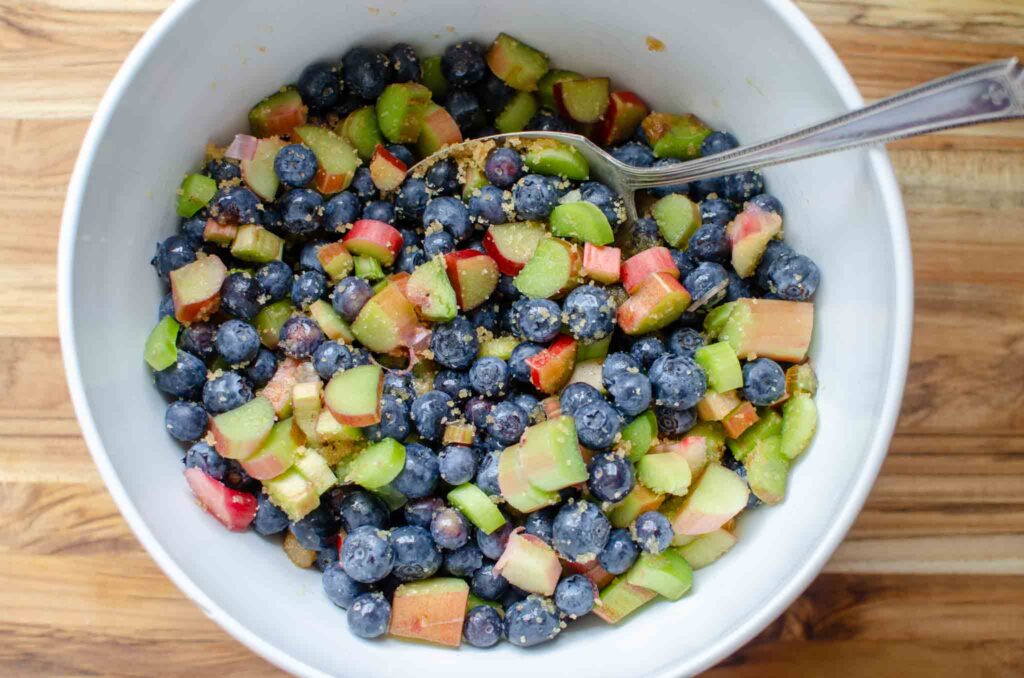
[431,507,470,550]
[631,511,673,554]
[464,396,494,429]
[484,148,524,188]
[608,372,652,417]
[445,541,484,577]
[222,460,259,494]
[179,321,216,360]
[258,206,284,232]
[396,178,429,221]
[342,47,389,100]
[688,224,731,264]
[329,280,372,327]
[439,445,476,485]
[253,493,290,536]
[431,369,468,401]
[684,261,729,309]
[471,563,509,602]
[347,591,391,638]
[524,507,556,545]
[575,400,621,451]
[526,109,572,132]
[392,442,440,499]
[487,400,528,446]
[202,372,253,414]
[630,217,662,250]
[720,170,765,203]
[580,181,625,227]
[560,382,602,418]
[495,273,521,300]
[164,400,207,441]
[322,562,365,609]
[749,192,784,216]
[742,358,786,405]
[515,299,561,343]
[555,574,596,618]
[154,350,206,398]
[297,60,342,111]
[469,357,510,398]
[512,174,558,220]
[205,158,241,184]
[388,524,442,581]
[273,143,317,188]
[255,260,293,301]
[151,235,195,282]
[322,192,361,234]
[475,521,511,559]
[648,157,689,198]
[564,285,616,343]
[425,158,460,196]
[602,352,641,389]
[655,405,697,437]
[211,186,260,224]
[403,497,443,529]
[421,230,453,257]
[279,189,324,237]
[387,42,419,83]
[464,605,503,648]
[725,271,755,302]
[668,327,705,358]
[512,393,544,424]
[476,72,514,114]
[700,198,738,227]
[364,393,412,442]
[552,500,611,562]
[179,216,207,248]
[598,528,639,574]
[430,317,478,369]
[299,242,327,274]
[701,130,740,156]
[423,196,471,242]
[287,270,325,309]
[312,341,352,380]
[278,316,324,358]
[444,88,484,133]
[670,248,699,279]
[335,490,389,532]
[505,595,562,647]
[611,142,655,167]
[475,450,503,498]
[341,525,395,583]
[766,253,820,301]
[468,184,509,225]
[500,585,529,610]
[650,354,707,410]
[361,199,396,224]
[220,272,262,320]
[383,371,416,401]
[184,441,228,480]
[411,390,456,441]
[587,451,634,502]
[690,175,723,201]
[630,336,667,370]
[441,41,486,87]
[755,240,795,290]
[290,505,339,551]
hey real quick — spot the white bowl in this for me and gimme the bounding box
[58,0,913,675]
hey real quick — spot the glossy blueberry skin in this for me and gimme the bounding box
[720,170,765,203]
[401,497,442,530]
[430,317,479,370]
[632,511,674,554]
[699,198,738,228]
[361,199,396,224]
[322,562,365,609]
[274,143,317,188]
[580,181,625,228]
[411,390,456,442]
[469,357,510,398]
[690,175,722,201]
[495,273,521,301]
[470,564,509,603]
[484,148,524,188]
[468,185,508,225]
[202,372,253,414]
[476,71,514,114]
[552,500,611,562]
[575,400,622,451]
[179,216,207,248]
[347,592,391,638]
[559,382,602,418]
[667,327,705,358]
[395,178,429,222]
[151,235,195,282]
[476,520,512,560]
[179,321,216,360]
[154,350,206,399]
[742,358,786,406]
[648,157,689,198]
[387,42,419,82]
[441,40,486,87]
[564,285,616,343]
[515,299,561,343]
[342,47,389,99]
[749,192,784,216]
[487,401,528,446]
[555,574,596,618]
[331,276,373,322]
[444,88,484,133]
[205,158,241,184]
[608,372,653,417]
[253,493,290,536]
[526,109,572,132]
[439,445,476,485]
[475,450,503,498]
[164,400,207,441]
[684,261,730,309]
[297,60,341,111]
[650,354,707,410]
[425,158,460,196]
[211,186,260,225]
[512,393,544,424]
[382,371,415,401]
[701,130,740,156]
[290,505,339,551]
[335,490,390,532]
[255,260,293,301]
[445,541,484,577]
[655,405,698,437]
[380,143,411,168]
[184,441,228,480]
[220,272,263,320]
[341,525,395,583]
[630,336,667,370]
[766,253,820,301]
[311,341,351,380]
[523,507,556,546]
[464,605,503,648]
[278,188,324,237]
[670,248,699,280]
[390,525,442,581]
[505,596,562,647]
[430,507,470,550]
[364,394,412,442]
[298,241,326,273]
[755,239,795,290]
[422,230,454,257]
[598,527,639,574]
[725,271,756,302]
[345,167,376,204]
[434,369,472,401]
[423,196,471,242]
[322,191,361,234]
[587,452,635,503]
[278,316,324,358]
[602,352,641,389]
[630,217,662,250]
[464,396,494,430]
[392,442,440,499]
[288,270,325,309]
[610,142,655,167]
[688,223,731,264]
[512,174,558,220]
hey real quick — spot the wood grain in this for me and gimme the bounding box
[0,0,1021,675]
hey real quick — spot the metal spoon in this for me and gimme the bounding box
[412,58,1024,222]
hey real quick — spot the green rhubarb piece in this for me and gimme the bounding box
[675,528,736,569]
[467,594,504,615]
[744,436,789,505]
[514,237,577,299]
[576,335,611,362]
[726,409,782,462]
[254,300,294,349]
[231,224,284,263]
[316,411,365,443]
[646,113,712,160]
[339,106,384,162]
[694,342,743,393]
[637,452,692,496]
[494,532,561,595]
[347,438,406,489]
[240,136,286,201]
[419,55,448,98]
[294,449,338,495]
[689,421,726,458]
[265,467,319,521]
[144,315,179,370]
[294,125,359,182]
[354,254,384,281]
[487,33,550,91]
[594,576,657,624]
[497,444,560,513]
[625,550,693,601]
[550,202,614,245]
[376,82,433,143]
[461,166,489,201]
[309,299,354,342]
[210,396,276,460]
[495,91,538,134]
[448,483,507,534]
[177,173,216,218]
[479,335,520,360]
[291,381,322,443]
[324,364,383,425]
[568,359,604,394]
[518,416,588,492]
[407,257,458,322]
[523,140,589,181]
[372,484,408,511]
[621,410,658,462]
[703,302,735,339]
[651,193,700,248]
[780,393,817,459]
[537,69,582,109]
[609,483,664,528]
[786,363,818,396]
[249,89,306,137]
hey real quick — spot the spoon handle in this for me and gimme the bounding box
[628,58,1024,188]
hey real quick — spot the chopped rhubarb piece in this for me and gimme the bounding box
[597,91,649,146]
[202,218,237,246]
[417,103,463,156]
[443,423,476,446]
[641,112,711,160]
[317,241,354,281]
[727,205,783,277]
[184,467,257,532]
[525,335,578,394]
[350,282,420,353]
[248,89,307,138]
[344,219,404,266]
[722,401,759,439]
[696,390,742,422]
[324,364,383,426]
[258,356,301,417]
[617,271,691,335]
[582,243,621,284]
[719,298,814,363]
[621,247,679,294]
[494,531,561,596]
[170,253,227,324]
[486,33,550,91]
[389,578,469,648]
[664,463,749,535]
[554,77,611,123]
[444,250,499,311]
[482,221,546,276]
[369,144,408,193]
[240,136,286,201]
[210,396,276,460]
[593,576,656,624]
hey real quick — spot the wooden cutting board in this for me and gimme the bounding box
[0,1,1021,675]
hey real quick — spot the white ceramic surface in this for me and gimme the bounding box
[58,1,913,676]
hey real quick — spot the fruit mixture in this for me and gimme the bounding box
[145,33,821,649]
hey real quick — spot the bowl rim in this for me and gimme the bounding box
[57,0,913,675]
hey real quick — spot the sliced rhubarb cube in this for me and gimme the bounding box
[350,282,420,353]
[170,253,227,324]
[676,528,737,569]
[310,299,354,342]
[621,246,679,293]
[651,193,700,248]
[513,237,580,299]
[486,33,550,91]
[417,103,463,157]
[482,221,546,276]
[582,243,621,284]
[593,576,656,624]
[210,396,276,460]
[444,250,499,311]
[722,401,759,439]
[518,416,588,492]
[293,125,359,194]
[203,218,237,246]
[497,444,560,513]
[537,69,582,109]
[144,315,179,371]
[597,91,649,146]
[719,298,814,363]
[495,91,539,133]
[696,390,741,422]
[184,467,257,532]
[249,88,307,138]
[241,416,302,480]
[339,105,384,162]
[617,271,691,335]
[494,531,561,596]
[254,300,295,351]
[523,139,589,181]
[608,483,665,528]
[376,82,433,143]
[240,136,287,201]
[258,356,302,416]
[177,173,217,218]
[231,224,284,263]
[641,112,711,160]
[549,202,613,246]
[651,435,710,477]
[554,78,610,124]
[369,144,408,193]
[344,219,404,266]
[664,463,749,535]
[727,205,783,277]
[525,335,578,394]
[324,364,383,426]
[317,242,354,281]
[406,256,458,322]
[389,578,469,648]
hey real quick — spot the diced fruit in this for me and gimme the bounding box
[144,315,179,370]
[310,299,354,342]
[554,78,610,123]
[283,531,318,568]
[514,237,580,299]
[651,193,701,248]
[597,91,649,146]
[369,144,408,193]
[786,363,818,397]
[293,125,359,193]
[576,335,611,362]
[641,112,711,160]
[254,300,294,350]
[694,342,743,393]
[249,88,307,138]
[317,242,354,281]
[549,202,614,245]
[444,251,499,311]
[210,396,276,460]
[674,528,737,569]
[344,219,404,266]
[177,173,217,218]
[621,247,679,294]
[608,483,665,528]
[518,416,588,492]
[664,463,749,535]
[291,381,322,443]
[523,139,589,181]
[347,438,406,489]
[351,282,420,353]
[170,253,227,324]
[582,243,621,284]
[407,257,458,322]
[593,576,656,624]
[494,531,561,596]
[727,205,784,277]
[745,436,788,505]
[448,484,506,534]
[376,82,433,143]
[780,393,817,459]
[539,396,561,419]
[184,467,257,531]
[495,91,539,134]
[568,359,604,393]
[372,484,408,511]
[719,298,815,363]
[355,255,385,281]
[562,558,614,590]
[727,408,782,462]
[703,302,735,339]
[203,219,237,246]
[240,136,287,201]
[420,55,448,98]
[537,69,582,109]
[722,401,759,439]
[617,272,691,335]
[497,445,560,513]
[525,335,578,394]
[389,578,469,648]
[259,356,301,416]
[231,224,284,263]
[690,421,727,458]
[461,165,488,201]
[486,33,550,91]
[637,451,691,495]
[621,409,658,462]
[652,436,710,477]
[339,106,384,162]
[626,550,693,601]
[483,221,546,276]
[478,335,519,360]
[443,423,476,446]
[242,417,302,480]
[292,449,337,495]
[265,467,320,521]
[418,103,464,157]
[696,390,741,422]
[324,364,383,426]
[316,410,365,444]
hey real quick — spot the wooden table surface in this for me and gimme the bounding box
[1,1,1023,675]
